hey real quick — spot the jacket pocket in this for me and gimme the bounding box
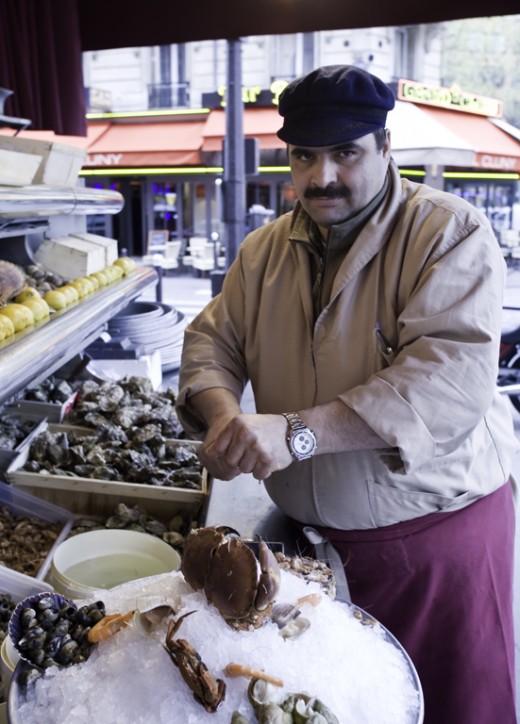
[367,479,471,527]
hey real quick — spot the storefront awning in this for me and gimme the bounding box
[74,104,520,172]
[387,101,520,171]
[202,108,286,152]
[83,120,207,167]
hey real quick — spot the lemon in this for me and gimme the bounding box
[14,287,41,303]
[91,270,109,287]
[0,303,35,331]
[79,277,96,295]
[102,266,116,283]
[113,257,137,275]
[86,275,100,291]
[58,285,80,304]
[44,289,68,311]
[109,264,124,280]
[21,297,50,322]
[0,315,15,339]
[69,279,88,298]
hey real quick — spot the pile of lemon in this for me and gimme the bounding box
[0,257,137,342]
[0,287,50,341]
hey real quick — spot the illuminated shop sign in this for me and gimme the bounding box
[202,80,289,109]
[398,79,502,117]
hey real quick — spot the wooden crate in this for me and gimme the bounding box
[6,427,208,521]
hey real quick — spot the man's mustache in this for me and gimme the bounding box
[304,186,349,199]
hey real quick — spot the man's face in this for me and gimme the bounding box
[288,131,391,232]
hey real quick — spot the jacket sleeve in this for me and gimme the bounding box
[175,254,249,435]
[340,210,507,474]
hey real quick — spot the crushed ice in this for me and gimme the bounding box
[13,571,421,723]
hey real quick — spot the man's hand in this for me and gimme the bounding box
[203,413,292,480]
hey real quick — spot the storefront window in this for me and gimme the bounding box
[152,182,178,238]
[445,179,515,234]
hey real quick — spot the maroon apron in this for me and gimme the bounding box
[312,482,516,724]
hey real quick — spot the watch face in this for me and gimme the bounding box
[292,430,316,457]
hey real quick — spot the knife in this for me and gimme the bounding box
[303,526,351,603]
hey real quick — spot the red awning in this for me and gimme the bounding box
[202,108,285,152]
[84,120,207,167]
[420,106,520,171]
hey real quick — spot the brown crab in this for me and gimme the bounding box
[180,527,281,630]
[164,611,226,713]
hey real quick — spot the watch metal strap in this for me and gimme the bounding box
[282,412,307,431]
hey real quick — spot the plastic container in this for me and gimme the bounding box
[0,567,54,690]
[48,529,181,599]
[0,481,74,580]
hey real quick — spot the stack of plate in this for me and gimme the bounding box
[107,301,189,371]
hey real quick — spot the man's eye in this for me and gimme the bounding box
[295,152,312,161]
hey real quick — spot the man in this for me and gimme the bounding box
[177,65,518,723]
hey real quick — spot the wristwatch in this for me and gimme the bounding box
[281,412,317,461]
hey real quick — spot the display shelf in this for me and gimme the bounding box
[0,265,158,406]
[0,184,124,219]
[0,184,124,241]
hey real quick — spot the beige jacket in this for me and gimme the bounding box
[177,161,518,530]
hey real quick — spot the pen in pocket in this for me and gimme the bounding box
[374,321,394,358]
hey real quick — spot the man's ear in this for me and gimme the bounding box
[383,129,392,159]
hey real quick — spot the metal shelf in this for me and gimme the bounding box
[0,184,124,218]
[0,265,158,405]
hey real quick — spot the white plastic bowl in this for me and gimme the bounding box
[0,635,19,688]
[48,529,181,599]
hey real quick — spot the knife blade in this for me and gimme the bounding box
[303,526,351,603]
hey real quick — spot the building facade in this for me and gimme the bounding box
[80,24,520,258]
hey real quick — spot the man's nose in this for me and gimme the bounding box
[312,157,337,186]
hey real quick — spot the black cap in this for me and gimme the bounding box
[277,65,395,147]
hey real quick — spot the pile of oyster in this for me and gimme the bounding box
[20,375,79,404]
[22,425,203,489]
[0,415,38,451]
[64,376,185,439]
[70,502,197,550]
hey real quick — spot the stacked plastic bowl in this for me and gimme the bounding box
[107,301,188,371]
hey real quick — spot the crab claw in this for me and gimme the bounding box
[254,541,281,611]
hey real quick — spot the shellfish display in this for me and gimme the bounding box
[9,555,423,723]
[21,426,203,489]
[64,376,185,439]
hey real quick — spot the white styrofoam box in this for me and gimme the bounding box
[35,236,106,278]
[0,146,42,187]
[0,136,85,187]
[86,351,162,390]
[69,232,118,266]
